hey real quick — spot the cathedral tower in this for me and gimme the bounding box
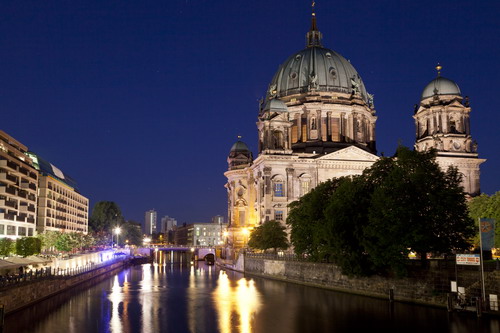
[414,65,485,195]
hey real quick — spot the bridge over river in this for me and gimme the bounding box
[151,247,216,264]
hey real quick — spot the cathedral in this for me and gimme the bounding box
[224,8,485,249]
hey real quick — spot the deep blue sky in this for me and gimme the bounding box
[1,1,499,225]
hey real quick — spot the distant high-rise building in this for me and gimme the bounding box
[144,209,157,235]
[160,215,177,233]
[212,215,225,225]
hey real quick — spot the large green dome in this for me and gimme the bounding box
[267,46,368,102]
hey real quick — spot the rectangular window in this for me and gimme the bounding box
[0,225,4,235]
[7,225,15,235]
[274,183,284,197]
[331,118,340,141]
[275,211,284,221]
[28,228,33,236]
[301,181,310,196]
[18,227,26,236]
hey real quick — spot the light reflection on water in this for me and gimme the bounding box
[214,271,262,333]
[5,257,500,333]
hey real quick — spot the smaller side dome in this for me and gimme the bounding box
[230,140,251,154]
[421,76,461,100]
[228,139,253,170]
[262,98,288,113]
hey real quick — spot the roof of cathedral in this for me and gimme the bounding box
[266,7,368,102]
[421,65,461,100]
[229,139,251,154]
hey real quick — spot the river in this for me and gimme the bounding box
[5,256,500,333]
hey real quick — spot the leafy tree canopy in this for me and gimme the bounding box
[15,237,41,257]
[89,201,124,233]
[0,238,14,258]
[287,146,475,277]
[120,221,143,246]
[248,220,288,252]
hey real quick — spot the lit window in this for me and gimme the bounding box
[301,181,310,195]
[275,211,284,221]
[274,182,284,197]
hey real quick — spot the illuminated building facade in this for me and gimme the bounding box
[27,152,89,234]
[224,9,484,249]
[0,130,38,238]
[413,65,485,196]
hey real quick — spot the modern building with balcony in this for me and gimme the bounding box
[0,130,38,238]
[26,152,89,234]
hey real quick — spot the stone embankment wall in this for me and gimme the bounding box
[0,260,127,314]
[244,257,494,307]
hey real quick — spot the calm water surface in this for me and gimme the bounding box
[5,259,500,333]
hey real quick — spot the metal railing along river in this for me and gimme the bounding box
[0,255,129,288]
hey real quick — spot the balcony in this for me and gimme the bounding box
[29,172,37,180]
[26,217,35,223]
[15,215,26,222]
[0,159,18,171]
[0,186,16,195]
[18,167,28,176]
[0,212,15,221]
[0,200,17,209]
[0,172,17,184]
[20,182,37,191]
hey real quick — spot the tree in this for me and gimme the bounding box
[37,231,60,253]
[54,233,72,253]
[121,221,143,246]
[468,192,500,247]
[15,237,41,257]
[364,147,474,275]
[89,201,124,233]
[323,176,375,276]
[287,146,475,277]
[0,238,14,258]
[248,220,288,252]
[287,179,340,261]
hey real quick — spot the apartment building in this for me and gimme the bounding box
[0,130,38,238]
[26,152,89,234]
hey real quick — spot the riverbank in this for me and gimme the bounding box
[217,253,500,315]
[0,255,130,315]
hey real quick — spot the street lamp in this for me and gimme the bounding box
[242,227,249,248]
[114,227,121,247]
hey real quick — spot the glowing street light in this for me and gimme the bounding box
[242,227,250,247]
[114,227,121,247]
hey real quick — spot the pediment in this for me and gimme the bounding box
[316,146,379,162]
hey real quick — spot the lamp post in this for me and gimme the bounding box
[114,227,121,248]
[242,227,249,249]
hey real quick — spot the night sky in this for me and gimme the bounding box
[1,1,499,225]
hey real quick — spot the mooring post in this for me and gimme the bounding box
[476,297,483,317]
[389,288,394,302]
[447,293,453,312]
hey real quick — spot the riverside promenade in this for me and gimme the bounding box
[0,248,140,315]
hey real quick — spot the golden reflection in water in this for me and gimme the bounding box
[140,263,154,333]
[214,271,262,333]
[109,275,124,333]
